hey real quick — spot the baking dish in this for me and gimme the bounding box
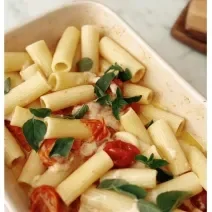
[4,1,206,211]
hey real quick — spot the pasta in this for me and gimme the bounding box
[56,151,113,205]
[81,25,99,74]
[99,36,146,82]
[4,72,23,88]
[99,58,111,76]
[52,26,80,72]
[5,71,50,115]
[148,120,190,176]
[40,85,95,111]
[26,40,53,77]
[5,52,32,72]
[20,64,43,81]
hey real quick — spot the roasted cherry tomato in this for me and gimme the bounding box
[30,185,65,212]
[104,140,140,168]
[191,190,207,212]
[5,121,31,152]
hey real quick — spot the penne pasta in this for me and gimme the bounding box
[81,25,99,74]
[56,151,113,205]
[44,117,92,139]
[4,72,23,89]
[52,26,80,72]
[26,40,53,77]
[123,83,153,104]
[4,126,25,168]
[20,64,43,81]
[5,52,32,72]
[40,85,95,111]
[148,119,190,176]
[143,145,162,159]
[141,105,185,135]
[26,99,41,108]
[101,168,157,188]
[71,44,81,72]
[120,108,152,144]
[146,172,203,203]
[99,58,111,76]
[99,36,146,82]
[4,71,50,115]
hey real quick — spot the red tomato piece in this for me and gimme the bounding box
[5,121,31,153]
[30,185,65,212]
[190,190,207,212]
[69,197,81,212]
[112,79,123,88]
[123,103,141,114]
[104,140,140,168]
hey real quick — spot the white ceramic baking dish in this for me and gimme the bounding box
[4,1,206,211]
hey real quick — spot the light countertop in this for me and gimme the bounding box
[5,0,206,97]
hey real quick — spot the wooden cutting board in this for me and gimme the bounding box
[171,3,207,54]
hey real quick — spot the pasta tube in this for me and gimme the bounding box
[123,83,153,104]
[4,72,23,88]
[52,26,80,72]
[40,85,95,111]
[44,117,92,139]
[26,99,41,108]
[80,187,139,212]
[81,25,99,73]
[99,58,111,76]
[56,151,113,205]
[18,151,46,185]
[143,145,162,159]
[99,36,146,82]
[48,72,94,91]
[4,126,25,168]
[101,168,157,188]
[71,44,81,72]
[146,172,203,203]
[26,40,53,77]
[148,120,190,176]
[120,108,152,144]
[141,105,185,135]
[5,52,32,72]
[20,64,43,81]
[4,71,50,115]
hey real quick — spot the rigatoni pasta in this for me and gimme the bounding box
[4,72,23,89]
[20,64,43,81]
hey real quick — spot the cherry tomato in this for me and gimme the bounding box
[191,190,207,212]
[30,185,65,212]
[107,127,116,136]
[82,119,110,144]
[123,103,141,114]
[5,121,31,152]
[104,140,140,168]
[112,79,123,88]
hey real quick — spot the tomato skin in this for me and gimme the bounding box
[112,79,123,88]
[30,185,64,212]
[104,140,140,168]
[190,190,207,212]
[123,103,141,114]
[5,121,31,152]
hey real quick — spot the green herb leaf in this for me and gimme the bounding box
[150,159,169,169]
[98,179,147,199]
[105,62,124,73]
[157,191,190,212]
[145,120,154,129]
[96,95,112,106]
[94,85,106,98]
[118,68,132,81]
[29,108,52,118]
[77,57,93,72]
[49,137,75,157]
[156,168,173,183]
[4,77,11,94]
[137,199,162,212]
[112,97,127,120]
[72,105,89,119]
[124,95,142,104]
[96,72,116,92]
[135,154,148,163]
[22,118,47,151]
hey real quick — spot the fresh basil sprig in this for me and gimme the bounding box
[22,118,47,151]
[49,137,75,157]
[157,191,190,212]
[98,179,147,199]
[145,120,154,129]
[4,77,11,94]
[124,95,142,104]
[137,199,162,212]
[29,108,52,118]
[77,57,93,72]
[135,154,173,183]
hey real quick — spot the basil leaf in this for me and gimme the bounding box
[98,179,128,189]
[156,168,173,183]
[72,105,89,119]
[4,77,11,94]
[157,191,190,212]
[29,108,52,118]
[148,153,155,163]
[137,199,162,212]
[77,57,93,72]
[149,159,169,169]
[94,85,105,98]
[145,120,154,129]
[22,118,47,151]
[118,68,132,81]
[96,72,116,92]
[135,154,148,163]
[49,137,75,157]
[112,97,127,120]
[105,62,124,73]
[96,95,112,106]
[124,95,142,104]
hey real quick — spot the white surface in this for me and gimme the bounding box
[5,0,206,97]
